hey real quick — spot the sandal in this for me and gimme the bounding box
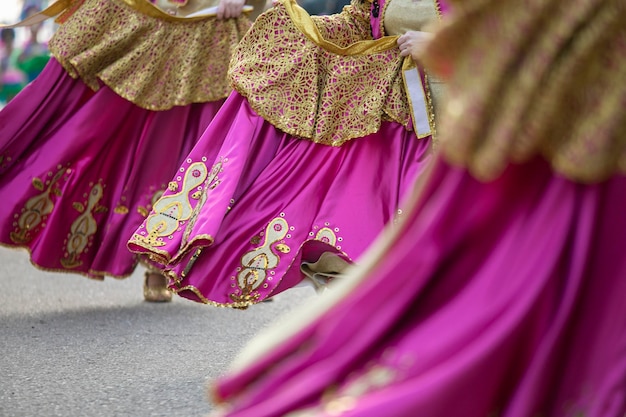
[143,271,173,302]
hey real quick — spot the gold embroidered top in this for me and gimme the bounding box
[229,0,439,146]
[49,0,253,110]
[423,0,626,183]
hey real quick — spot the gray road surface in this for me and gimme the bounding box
[0,248,316,417]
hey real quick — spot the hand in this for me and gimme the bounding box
[217,0,246,19]
[397,31,433,61]
[151,0,178,14]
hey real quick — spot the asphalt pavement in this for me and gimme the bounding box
[0,247,316,417]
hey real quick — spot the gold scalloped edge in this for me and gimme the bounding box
[232,85,389,147]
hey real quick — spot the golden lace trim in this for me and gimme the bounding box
[424,0,626,183]
[379,0,391,37]
[48,0,252,110]
[229,0,412,146]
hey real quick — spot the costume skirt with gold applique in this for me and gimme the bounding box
[212,156,626,416]
[0,59,224,279]
[128,92,433,306]
[0,0,255,279]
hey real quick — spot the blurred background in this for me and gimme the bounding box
[0,0,55,106]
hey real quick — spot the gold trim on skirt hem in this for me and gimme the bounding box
[0,242,136,280]
[166,236,352,309]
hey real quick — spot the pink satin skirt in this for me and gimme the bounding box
[129,91,433,306]
[214,156,626,416]
[0,59,223,279]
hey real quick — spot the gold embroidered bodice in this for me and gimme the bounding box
[229,0,441,145]
[49,0,253,110]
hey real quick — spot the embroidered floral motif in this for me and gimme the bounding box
[314,227,338,246]
[10,168,66,244]
[130,161,208,248]
[114,205,129,214]
[230,217,292,304]
[60,182,107,269]
[182,159,224,247]
[136,188,165,217]
[310,223,343,250]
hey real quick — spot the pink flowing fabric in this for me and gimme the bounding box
[129,92,433,306]
[213,156,626,416]
[0,59,223,278]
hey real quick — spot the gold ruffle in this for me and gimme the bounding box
[423,0,626,183]
[49,0,253,110]
[229,0,412,146]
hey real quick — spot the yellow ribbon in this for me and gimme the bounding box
[281,0,399,56]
